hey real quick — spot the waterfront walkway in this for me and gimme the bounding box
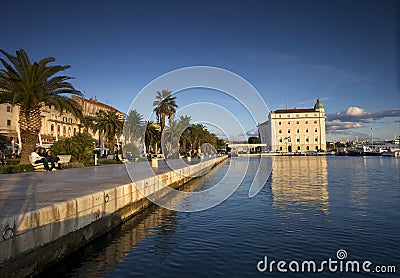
[0,158,212,220]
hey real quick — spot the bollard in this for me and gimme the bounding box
[151,158,158,168]
[94,153,98,166]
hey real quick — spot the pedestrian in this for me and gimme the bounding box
[0,150,5,166]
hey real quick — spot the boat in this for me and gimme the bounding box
[336,147,349,156]
[348,145,382,156]
[382,149,400,157]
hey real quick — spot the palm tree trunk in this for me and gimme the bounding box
[19,106,42,165]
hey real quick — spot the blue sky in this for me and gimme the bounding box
[1,0,399,141]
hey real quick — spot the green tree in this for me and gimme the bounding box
[94,110,123,156]
[153,89,177,138]
[51,132,94,166]
[124,109,144,143]
[144,121,160,154]
[248,137,260,144]
[80,115,97,134]
[178,115,192,153]
[123,142,141,158]
[0,49,83,164]
[187,124,219,152]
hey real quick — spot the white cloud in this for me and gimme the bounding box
[345,106,365,117]
[246,128,259,137]
[326,120,363,133]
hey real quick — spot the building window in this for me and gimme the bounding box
[287,115,290,118]
[307,146,310,150]
[315,128,318,132]
[314,120,317,124]
[315,137,318,142]
[314,114,317,117]
[51,124,54,134]
[296,121,299,124]
[279,147,282,151]
[279,115,281,118]
[297,146,301,151]
[305,121,308,124]
[49,105,52,109]
[296,138,300,143]
[6,106,11,112]
[74,128,76,135]
[63,126,66,134]
[296,114,299,118]
[57,125,60,134]
[279,129,282,133]
[297,129,300,133]
[305,114,308,117]
[278,121,281,125]
[306,137,309,142]
[288,129,291,133]
[288,121,290,125]
[279,138,283,143]
[7,119,11,126]
[306,128,308,133]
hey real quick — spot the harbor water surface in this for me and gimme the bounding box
[41,156,400,277]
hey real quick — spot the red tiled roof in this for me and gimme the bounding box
[72,96,124,115]
[273,108,316,113]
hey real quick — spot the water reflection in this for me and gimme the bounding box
[40,164,226,277]
[271,157,329,220]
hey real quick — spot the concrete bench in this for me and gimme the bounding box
[57,155,71,164]
[29,154,70,171]
[28,155,46,171]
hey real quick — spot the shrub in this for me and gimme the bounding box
[98,159,123,165]
[64,162,85,169]
[5,158,20,165]
[0,164,35,174]
[52,132,95,166]
[123,143,141,158]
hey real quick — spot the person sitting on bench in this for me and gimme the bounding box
[30,147,51,171]
[45,150,62,170]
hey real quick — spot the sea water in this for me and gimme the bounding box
[41,156,400,277]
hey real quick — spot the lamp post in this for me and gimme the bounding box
[370,127,375,151]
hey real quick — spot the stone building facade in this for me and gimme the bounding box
[258,99,326,153]
[0,96,124,151]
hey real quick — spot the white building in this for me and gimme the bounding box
[258,98,326,153]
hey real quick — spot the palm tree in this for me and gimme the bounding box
[124,109,144,143]
[163,120,183,157]
[95,110,123,158]
[153,89,177,136]
[144,121,160,154]
[188,124,205,150]
[80,114,97,133]
[177,115,191,153]
[0,49,83,164]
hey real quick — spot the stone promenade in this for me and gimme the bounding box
[0,158,211,220]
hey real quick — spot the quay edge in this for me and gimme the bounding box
[0,156,227,277]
